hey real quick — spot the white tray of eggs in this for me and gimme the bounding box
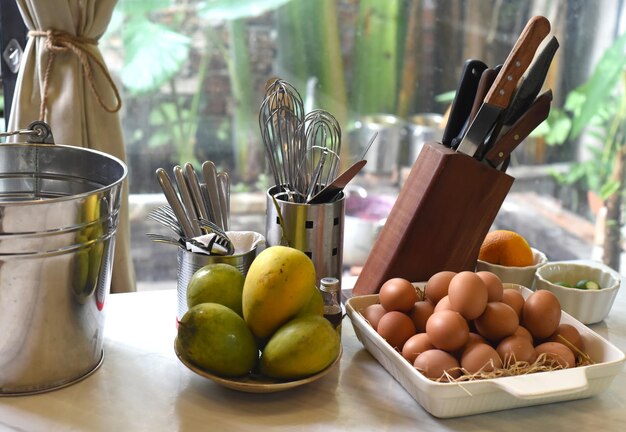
[346,272,625,418]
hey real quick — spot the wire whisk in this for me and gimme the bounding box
[297,109,341,201]
[259,78,306,201]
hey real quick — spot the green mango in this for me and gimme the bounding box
[260,314,340,379]
[187,263,245,316]
[177,303,258,377]
[296,285,324,317]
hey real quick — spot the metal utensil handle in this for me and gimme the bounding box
[183,163,211,224]
[155,168,196,238]
[201,161,224,230]
[173,166,202,236]
[216,171,230,231]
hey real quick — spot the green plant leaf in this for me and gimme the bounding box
[435,90,456,103]
[118,0,172,16]
[198,0,292,21]
[563,87,586,115]
[121,20,190,94]
[570,32,626,138]
[545,110,572,145]
[600,179,620,199]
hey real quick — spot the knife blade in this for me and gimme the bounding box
[442,59,488,147]
[482,89,553,168]
[307,159,367,204]
[451,66,499,150]
[456,15,551,157]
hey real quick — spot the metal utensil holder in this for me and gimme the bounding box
[266,185,345,289]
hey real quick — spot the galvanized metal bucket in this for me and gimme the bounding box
[0,123,127,395]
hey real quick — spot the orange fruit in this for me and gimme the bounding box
[478,230,534,267]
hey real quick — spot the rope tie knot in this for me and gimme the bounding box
[28,29,121,120]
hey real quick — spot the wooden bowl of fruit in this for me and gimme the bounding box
[534,261,621,324]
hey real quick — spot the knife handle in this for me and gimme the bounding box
[442,59,488,147]
[485,15,551,110]
[503,36,559,126]
[467,69,499,127]
[451,67,498,149]
[484,90,553,167]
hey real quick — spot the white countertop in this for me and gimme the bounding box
[1,278,626,431]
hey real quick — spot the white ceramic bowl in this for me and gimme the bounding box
[534,261,621,324]
[476,247,547,289]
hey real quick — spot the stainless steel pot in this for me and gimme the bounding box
[0,128,127,395]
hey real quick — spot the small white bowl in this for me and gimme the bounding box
[476,247,547,289]
[534,261,621,324]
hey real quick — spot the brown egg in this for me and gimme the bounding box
[548,323,584,352]
[513,325,534,343]
[424,271,456,305]
[464,332,488,350]
[426,310,469,352]
[523,290,561,339]
[501,288,525,318]
[476,271,504,302]
[361,304,387,330]
[401,333,434,364]
[461,343,503,374]
[434,295,453,312]
[496,335,537,366]
[379,278,418,312]
[448,271,488,320]
[414,349,462,381]
[474,302,519,342]
[377,311,416,350]
[407,301,434,333]
[535,342,576,368]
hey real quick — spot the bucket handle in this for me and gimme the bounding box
[0,121,54,144]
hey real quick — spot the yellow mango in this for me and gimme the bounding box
[242,246,315,339]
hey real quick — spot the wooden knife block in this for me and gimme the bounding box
[352,142,514,295]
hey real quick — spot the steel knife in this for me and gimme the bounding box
[456,15,551,157]
[452,66,499,149]
[442,59,488,147]
[501,36,559,127]
[482,89,553,168]
[481,36,559,161]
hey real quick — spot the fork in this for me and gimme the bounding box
[146,233,184,247]
[146,232,229,255]
[147,207,183,236]
[198,217,234,255]
[150,205,234,255]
